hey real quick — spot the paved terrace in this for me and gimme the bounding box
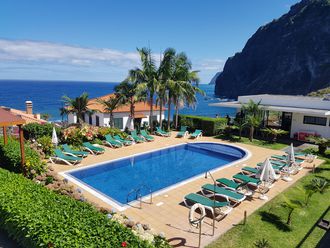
[51,134,324,248]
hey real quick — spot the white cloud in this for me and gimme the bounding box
[0,38,224,83]
[0,39,141,68]
[194,58,225,71]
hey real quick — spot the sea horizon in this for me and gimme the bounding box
[0,79,235,121]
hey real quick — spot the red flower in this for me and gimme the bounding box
[121,241,127,247]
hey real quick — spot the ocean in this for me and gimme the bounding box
[0,80,235,121]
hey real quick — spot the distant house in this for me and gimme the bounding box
[67,93,165,130]
[0,101,47,124]
[211,94,330,140]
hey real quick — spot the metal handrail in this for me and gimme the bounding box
[126,188,139,203]
[204,170,217,236]
[127,184,153,209]
[137,184,153,206]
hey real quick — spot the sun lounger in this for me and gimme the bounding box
[233,173,271,193]
[83,142,105,155]
[233,173,261,186]
[189,129,202,139]
[140,130,154,141]
[176,126,188,138]
[201,184,246,207]
[183,193,232,220]
[113,135,132,146]
[271,155,304,163]
[62,144,89,157]
[49,149,82,166]
[155,127,171,137]
[256,162,285,172]
[216,178,253,196]
[104,134,123,148]
[241,166,259,175]
[129,130,145,143]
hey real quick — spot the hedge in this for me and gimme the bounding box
[178,114,227,136]
[23,123,61,140]
[0,138,45,176]
[0,168,155,248]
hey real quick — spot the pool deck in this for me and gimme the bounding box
[51,134,324,248]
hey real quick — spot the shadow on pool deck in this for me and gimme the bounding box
[0,230,20,248]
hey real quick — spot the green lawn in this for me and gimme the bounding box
[215,134,288,150]
[207,161,330,248]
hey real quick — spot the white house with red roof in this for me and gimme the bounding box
[67,93,165,130]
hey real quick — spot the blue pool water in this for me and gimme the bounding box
[69,142,246,206]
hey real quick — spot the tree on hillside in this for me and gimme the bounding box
[62,93,91,124]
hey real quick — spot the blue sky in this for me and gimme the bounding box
[0,0,299,83]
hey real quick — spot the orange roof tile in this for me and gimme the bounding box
[88,93,164,113]
[0,107,47,125]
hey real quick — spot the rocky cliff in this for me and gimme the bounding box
[215,0,330,98]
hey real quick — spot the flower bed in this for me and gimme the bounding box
[0,168,169,247]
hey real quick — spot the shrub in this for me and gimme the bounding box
[37,136,54,157]
[0,138,46,177]
[0,168,161,248]
[178,114,227,136]
[23,123,60,140]
[97,127,125,138]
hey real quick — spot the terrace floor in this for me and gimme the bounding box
[50,134,324,248]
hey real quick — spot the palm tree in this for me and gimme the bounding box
[97,95,123,128]
[307,135,330,155]
[261,128,288,142]
[165,52,203,130]
[233,113,247,140]
[241,100,263,141]
[125,47,158,130]
[115,81,145,129]
[62,92,91,124]
[157,48,176,128]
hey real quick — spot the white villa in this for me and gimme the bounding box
[212,94,330,140]
[67,93,164,130]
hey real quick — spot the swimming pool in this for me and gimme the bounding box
[62,142,248,210]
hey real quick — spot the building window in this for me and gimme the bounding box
[96,116,100,126]
[113,117,123,129]
[89,115,92,125]
[303,116,327,126]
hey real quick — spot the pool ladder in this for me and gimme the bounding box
[126,184,153,209]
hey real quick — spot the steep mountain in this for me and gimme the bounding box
[215,0,330,98]
[209,72,220,85]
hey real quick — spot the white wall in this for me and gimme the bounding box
[238,94,330,110]
[291,113,330,138]
[68,113,76,124]
[67,111,165,130]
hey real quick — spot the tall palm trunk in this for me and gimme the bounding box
[149,94,154,131]
[109,112,114,128]
[175,99,179,129]
[249,126,254,142]
[167,94,172,131]
[159,98,163,128]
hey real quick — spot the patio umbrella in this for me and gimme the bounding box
[259,158,276,200]
[52,127,58,147]
[287,143,296,164]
